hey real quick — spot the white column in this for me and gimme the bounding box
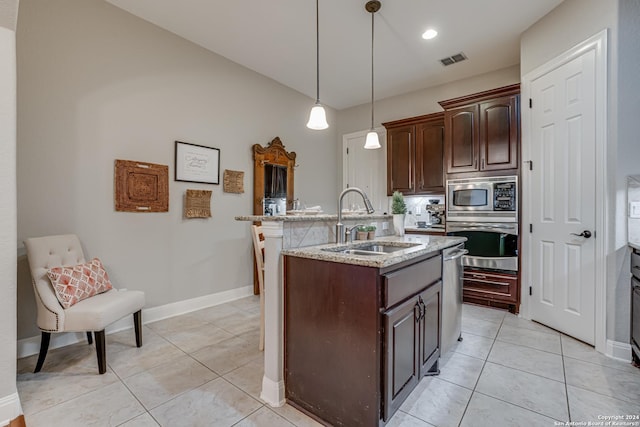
[0,23,22,424]
[259,221,286,406]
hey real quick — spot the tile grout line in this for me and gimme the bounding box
[455,313,505,426]
[560,335,572,422]
[460,313,568,424]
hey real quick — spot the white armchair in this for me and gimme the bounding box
[24,234,145,374]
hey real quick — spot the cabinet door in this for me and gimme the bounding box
[479,95,519,171]
[445,106,479,173]
[416,121,444,193]
[418,281,442,375]
[387,125,415,195]
[383,296,420,421]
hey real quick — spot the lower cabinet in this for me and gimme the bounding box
[462,268,519,314]
[383,281,441,421]
[284,253,443,427]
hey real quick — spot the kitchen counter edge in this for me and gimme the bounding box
[282,235,466,268]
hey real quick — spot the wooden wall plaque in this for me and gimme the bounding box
[115,159,169,212]
[184,189,212,218]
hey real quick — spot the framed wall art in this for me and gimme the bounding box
[114,159,169,212]
[175,141,220,184]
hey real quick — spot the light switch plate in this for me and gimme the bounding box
[630,201,640,218]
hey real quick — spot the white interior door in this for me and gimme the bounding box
[527,47,597,344]
[342,129,387,213]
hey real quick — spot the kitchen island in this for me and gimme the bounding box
[235,214,463,420]
[282,235,465,426]
[235,214,394,407]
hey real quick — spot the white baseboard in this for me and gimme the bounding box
[605,339,632,362]
[17,286,253,359]
[0,392,23,427]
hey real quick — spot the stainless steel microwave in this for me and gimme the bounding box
[446,176,517,223]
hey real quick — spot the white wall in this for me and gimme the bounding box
[337,65,520,138]
[16,0,338,339]
[0,0,21,423]
[521,0,640,344]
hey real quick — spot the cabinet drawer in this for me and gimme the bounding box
[384,255,442,309]
[631,250,640,279]
[463,270,517,303]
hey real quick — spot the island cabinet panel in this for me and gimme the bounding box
[284,252,443,426]
[383,296,420,420]
[284,257,382,427]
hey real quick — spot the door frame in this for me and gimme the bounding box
[521,30,608,353]
[342,127,387,207]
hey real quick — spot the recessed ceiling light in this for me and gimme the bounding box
[422,29,438,40]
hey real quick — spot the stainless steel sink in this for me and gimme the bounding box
[335,249,384,256]
[322,242,421,256]
[355,244,410,253]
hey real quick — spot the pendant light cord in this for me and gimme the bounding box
[370,9,375,129]
[315,0,320,102]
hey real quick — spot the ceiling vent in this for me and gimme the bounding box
[440,52,467,66]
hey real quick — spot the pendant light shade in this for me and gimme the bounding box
[307,0,329,130]
[364,130,380,149]
[307,102,328,130]
[364,1,381,149]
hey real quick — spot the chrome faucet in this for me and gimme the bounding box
[336,187,375,244]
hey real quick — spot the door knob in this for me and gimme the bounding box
[570,230,592,238]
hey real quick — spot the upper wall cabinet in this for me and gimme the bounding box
[439,84,520,176]
[383,112,445,196]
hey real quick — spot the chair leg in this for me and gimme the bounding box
[133,310,142,348]
[86,331,93,345]
[34,332,51,373]
[94,330,106,374]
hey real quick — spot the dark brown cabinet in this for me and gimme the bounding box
[387,125,414,194]
[440,84,520,176]
[284,252,442,426]
[383,280,441,420]
[462,268,519,314]
[384,112,445,195]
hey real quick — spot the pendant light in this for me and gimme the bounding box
[363,0,381,149]
[306,0,329,130]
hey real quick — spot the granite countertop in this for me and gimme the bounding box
[235,214,391,222]
[282,235,466,268]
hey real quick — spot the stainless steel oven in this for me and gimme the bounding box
[446,222,518,272]
[447,176,517,223]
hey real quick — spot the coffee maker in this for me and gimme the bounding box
[426,203,445,228]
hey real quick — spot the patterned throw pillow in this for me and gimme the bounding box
[46,258,113,309]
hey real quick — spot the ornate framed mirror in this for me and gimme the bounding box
[252,137,296,215]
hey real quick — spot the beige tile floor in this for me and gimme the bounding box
[17,296,640,426]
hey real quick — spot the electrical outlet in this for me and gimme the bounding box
[382,222,389,230]
[630,201,640,218]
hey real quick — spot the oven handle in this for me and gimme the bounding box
[448,222,517,229]
[447,223,518,234]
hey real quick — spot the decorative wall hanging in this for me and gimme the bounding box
[184,189,212,218]
[223,169,244,194]
[175,140,220,184]
[115,159,169,212]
